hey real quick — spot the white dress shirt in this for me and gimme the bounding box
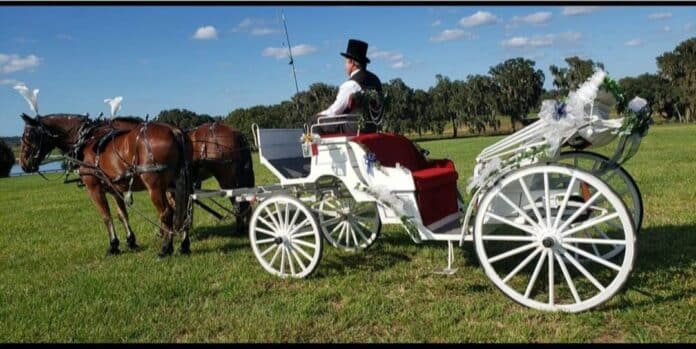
[318,69,362,116]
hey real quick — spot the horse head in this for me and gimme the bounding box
[19,113,58,173]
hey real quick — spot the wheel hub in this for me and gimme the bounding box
[274,236,284,245]
[542,237,555,248]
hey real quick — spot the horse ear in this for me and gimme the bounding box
[20,113,39,126]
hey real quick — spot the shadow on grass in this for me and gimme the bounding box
[604,224,696,310]
[191,222,244,241]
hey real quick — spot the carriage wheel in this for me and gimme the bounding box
[314,187,381,252]
[249,195,323,278]
[558,151,643,232]
[474,164,635,312]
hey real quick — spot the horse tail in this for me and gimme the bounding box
[172,128,193,234]
[237,131,255,188]
[234,131,255,222]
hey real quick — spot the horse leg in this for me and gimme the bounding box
[213,168,248,235]
[143,177,175,257]
[163,187,190,254]
[85,182,120,255]
[113,195,138,249]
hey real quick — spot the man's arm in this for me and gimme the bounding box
[318,80,362,116]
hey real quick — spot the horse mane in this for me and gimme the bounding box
[41,113,90,121]
[111,116,145,123]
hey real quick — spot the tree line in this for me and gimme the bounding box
[153,37,695,143]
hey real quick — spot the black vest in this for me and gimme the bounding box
[349,69,383,133]
[350,69,383,93]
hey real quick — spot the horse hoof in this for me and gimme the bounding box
[128,242,140,250]
[178,247,191,255]
[106,248,121,256]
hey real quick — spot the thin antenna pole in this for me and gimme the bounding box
[282,11,300,96]
[281,10,303,121]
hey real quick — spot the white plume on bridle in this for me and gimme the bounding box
[13,84,39,115]
[104,96,123,117]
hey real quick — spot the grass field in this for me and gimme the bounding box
[0,124,694,343]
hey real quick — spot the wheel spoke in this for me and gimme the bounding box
[481,235,537,242]
[321,216,343,227]
[544,171,552,228]
[519,178,546,228]
[255,237,276,245]
[502,247,542,283]
[557,192,603,233]
[292,241,314,261]
[496,192,543,231]
[287,246,296,276]
[553,176,577,229]
[488,242,538,263]
[315,208,341,218]
[269,244,282,267]
[293,239,317,249]
[351,220,371,243]
[263,207,281,231]
[287,218,311,236]
[563,237,627,245]
[548,249,554,306]
[555,252,582,304]
[259,244,277,258]
[274,202,285,231]
[562,250,606,291]
[525,250,548,298]
[344,222,351,246]
[329,221,344,237]
[289,248,306,270]
[485,212,537,236]
[287,206,301,231]
[350,225,359,247]
[336,222,346,243]
[292,230,316,238]
[257,215,279,232]
[255,226,277,237]
[561,212,620,238]
[279,247,286,275]
[562,243,622,271]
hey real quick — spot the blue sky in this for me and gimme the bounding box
[1,5,695,136]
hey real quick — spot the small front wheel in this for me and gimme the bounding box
[249,195,323,278]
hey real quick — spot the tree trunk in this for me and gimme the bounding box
[510,116,516,132]
[451,117,458,138]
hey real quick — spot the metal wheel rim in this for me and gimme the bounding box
[315,192,380,252]
[249,195,322,278]
[474,164,635,312]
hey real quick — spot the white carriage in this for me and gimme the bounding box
[191,71,651,312]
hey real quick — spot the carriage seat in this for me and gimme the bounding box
[351,133,459,226]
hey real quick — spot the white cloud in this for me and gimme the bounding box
[234,17,279,36]
[459,11,499,27]
[368,48,411,69]
[501,32,581,49]
[648,12,672,20]
[686,23,695,32]
[663,26,672,32]
[0,78,22,86]
[262,44,318,59]
[430,28,476,42]
[391,61,410,69]
[562,6,600,16]
[251,27,278,36]
[369,49,403,62]
[624,39,642,47]
[0,53,41,74]
[432,19,442,27]
[513,11,553,25]
[193,26,218,40]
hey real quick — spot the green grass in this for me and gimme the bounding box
[0,124,695,343]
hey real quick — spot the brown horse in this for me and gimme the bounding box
[19,113,192,257]
[187,121,255,233]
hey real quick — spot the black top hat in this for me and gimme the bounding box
[340,39,370,65]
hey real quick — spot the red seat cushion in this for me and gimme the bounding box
[352,133,427,171]
[352,133,459,226]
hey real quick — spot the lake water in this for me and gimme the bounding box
[10,161,63,176]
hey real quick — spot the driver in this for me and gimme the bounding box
[315,39,383,134]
